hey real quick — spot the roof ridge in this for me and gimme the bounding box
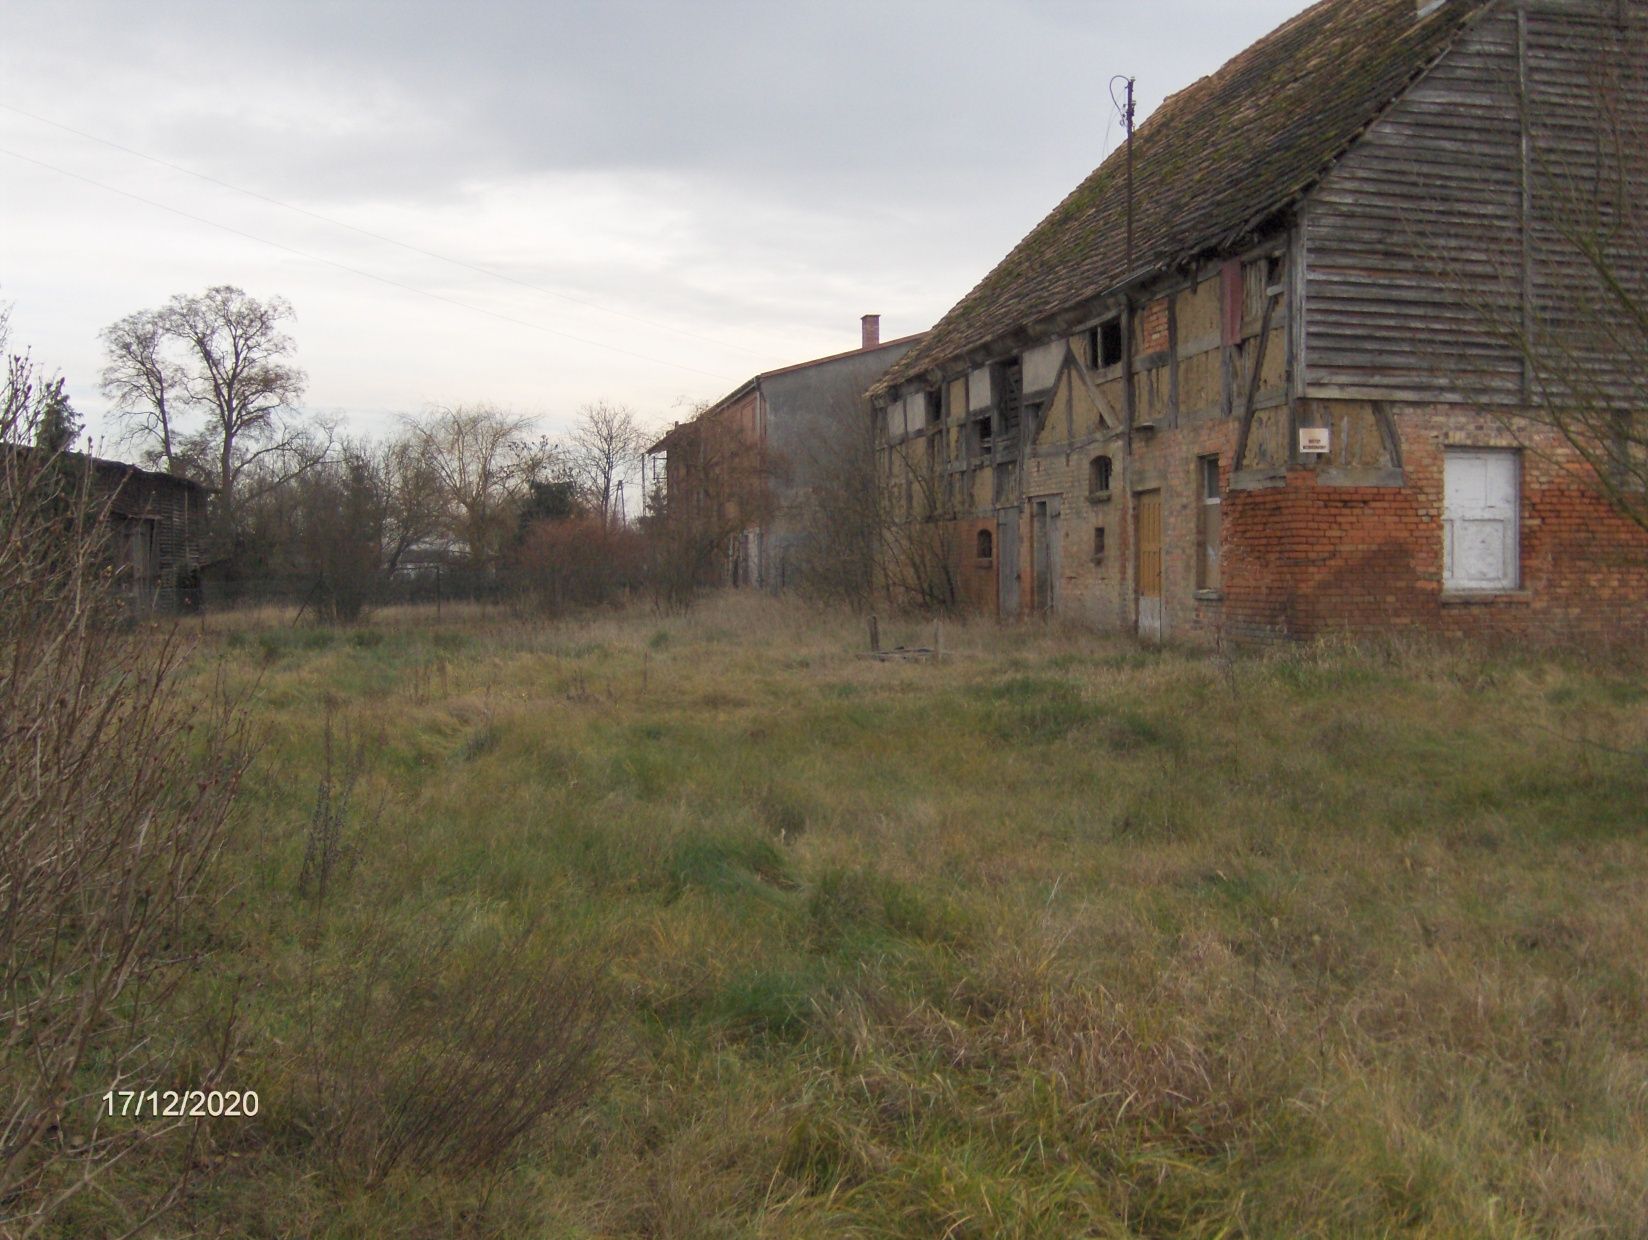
[874,0,1490,396]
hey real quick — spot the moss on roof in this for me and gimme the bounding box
[875,0,1488,395]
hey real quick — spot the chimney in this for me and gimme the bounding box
[860,314,881,350]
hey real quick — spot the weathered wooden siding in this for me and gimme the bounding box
[101,468,207,611]
[1302,0,1645,404]
[1303,2,1524,401]
[1522,1,1648,406]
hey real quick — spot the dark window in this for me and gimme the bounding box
[1093,527,1106,562]
[996,359,1023,438]
[1090,318,1123,369]
[925,388,943,424]
[1089,454,1113,497]
[976,528,993,560]
[974,415,993,454]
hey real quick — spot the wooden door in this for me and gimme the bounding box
[1031,497,1061,615]
[997,506,1020,618]
[1136,490,1163,639]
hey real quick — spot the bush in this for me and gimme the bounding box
[0,347,252,1232]
[510,515,647,613]
[296,917,611,1188]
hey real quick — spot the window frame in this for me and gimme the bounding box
[1196,455,1222,592]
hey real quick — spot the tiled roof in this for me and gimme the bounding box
[875,0,1488,395]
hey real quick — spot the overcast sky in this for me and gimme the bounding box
[1,0,1313,451]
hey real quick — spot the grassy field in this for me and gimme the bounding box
[79,596,1648,1237]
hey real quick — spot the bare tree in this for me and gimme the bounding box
[567,400,647,525]
[642,403,779,609]
[100,308,185,472]
[2,326,252,1234]
[373,430,446,573]
[101,286,314,538]
[403,404,552,567]
[1440,10,1648,533]
[795,396,959,611]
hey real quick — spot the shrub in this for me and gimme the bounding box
[510,515,647,613]
[0,346,252,1231]
[296,918,611,1188]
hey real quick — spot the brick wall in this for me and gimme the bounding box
[1220,406,1648,645]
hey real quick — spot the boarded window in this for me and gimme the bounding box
[1197,456,1221,591]
[1444,449,1519,592]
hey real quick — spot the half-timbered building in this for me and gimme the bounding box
[872,0,1648,643]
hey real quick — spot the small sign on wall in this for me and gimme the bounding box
[1298,427,1331,454]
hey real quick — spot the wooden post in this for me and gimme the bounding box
[868,614,880,653]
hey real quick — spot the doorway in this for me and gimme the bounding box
[1135,489,1163,639]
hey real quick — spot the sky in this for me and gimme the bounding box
[1,0,1314,454]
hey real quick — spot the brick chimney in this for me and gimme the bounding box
[860,314,881,350]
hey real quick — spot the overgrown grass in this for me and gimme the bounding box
[75,596,1648,1237]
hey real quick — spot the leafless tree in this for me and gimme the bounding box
[641,404,779,610]
[99,308,185,472]
[567,400,647,525]
[101,286,316,539]
[795,399,958,610]
[403,404,553,567]
[1442,10,1648,533]
[2,325,252,1235]
[373,430,446,573]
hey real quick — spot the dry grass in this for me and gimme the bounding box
[66,593,1648,1237]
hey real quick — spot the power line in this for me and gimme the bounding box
[0,101,783,364]
[0,145,740,384]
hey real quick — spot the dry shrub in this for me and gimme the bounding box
[0,349,252,1232]
[297,707,379,907]
[510,515,646,613]
[298,918,611,1189]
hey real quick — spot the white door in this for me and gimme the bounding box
[1443,450,1519,591]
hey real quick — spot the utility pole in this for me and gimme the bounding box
[1124,75,1136,273]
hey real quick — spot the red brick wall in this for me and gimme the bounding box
[1139,298,1170,355]
[1220,409,1648,644]
[950,516,999,615]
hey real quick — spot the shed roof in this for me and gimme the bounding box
[874,0,1489,395]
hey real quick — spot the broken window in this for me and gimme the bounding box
[1089,454,1113,499]
[1197,455,1221,591]
[925,388,943,425]
[973,415,993,455]
[995,359,1024,440]
[976,528,994,561]
[1089,318,1123,370]
[1092,526,1106,564]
